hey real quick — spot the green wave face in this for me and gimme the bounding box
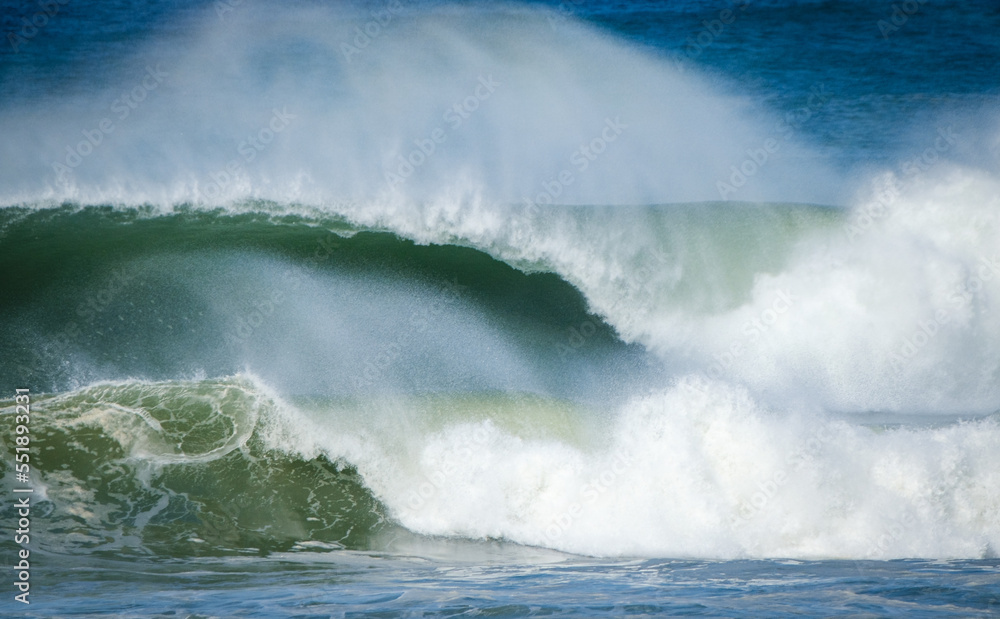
[0,376,602,558]
[2,199,998,561]
[1,0,999,568]
[0,204,640,397]
[0,377,394,557]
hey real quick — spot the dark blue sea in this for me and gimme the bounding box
[2,0,999,616]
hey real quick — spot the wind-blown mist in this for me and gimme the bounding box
[0,2,842,207]
[1,1,999,563]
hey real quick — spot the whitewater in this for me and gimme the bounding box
[1,5,999,615]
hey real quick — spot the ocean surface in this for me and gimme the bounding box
[1,0,999,616]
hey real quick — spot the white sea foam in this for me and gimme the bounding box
[253,374,1000,559]
[3,1,999,559]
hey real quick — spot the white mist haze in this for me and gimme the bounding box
[0,1,845,207]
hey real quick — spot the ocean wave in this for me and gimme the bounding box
[2,374,997,559]
[2,0,999,563]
